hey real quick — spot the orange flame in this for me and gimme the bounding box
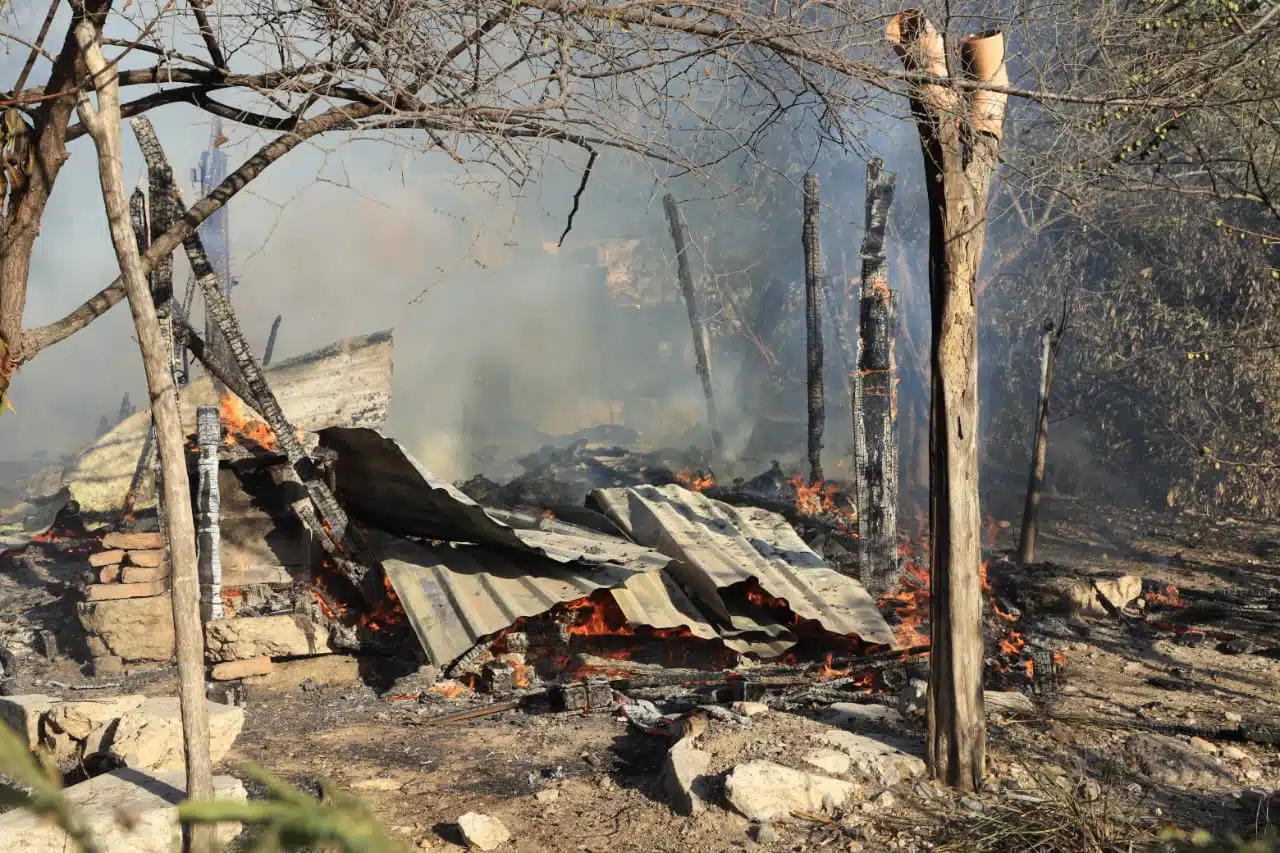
[429,681,469,699]
[677,470,715,492]
[999,631,1025,655]
[217,392,307,450]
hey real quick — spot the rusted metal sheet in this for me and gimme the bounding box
[65,332,394,524]
[323,428,668,575]
[590,484,898,648]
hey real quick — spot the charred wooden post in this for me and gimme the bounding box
[263,314,282,366]
[131,118,374,597]
[121,189,155,524]
[196,405,223,620]
[888,10,1009,790]
[855,159,900,595]
[803,173,825,484]
[1018,312,1066,564]
[662,193,722,459]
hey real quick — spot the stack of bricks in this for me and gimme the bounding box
[85,532,169,600]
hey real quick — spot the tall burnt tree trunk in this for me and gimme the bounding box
[662,193,722,460]
[855,159,900,595]
[121,190,156,524]
[1018,318,1063,564]
[74,25,214,852]
[803,173,825,484]
[130,118,375,598]
[888,10,1009,791]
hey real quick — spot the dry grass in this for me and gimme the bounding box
[937,767,1154,853]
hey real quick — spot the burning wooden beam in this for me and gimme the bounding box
[853,159,899,596]
[196,404,223,620]
[662,193,722,460]
[802,173,825,485]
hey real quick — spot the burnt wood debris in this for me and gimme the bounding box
[1018,304,1068,565]
[853,159,900,597]
[802,173,825,486]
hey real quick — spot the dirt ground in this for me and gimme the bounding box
[3,494,1279,852]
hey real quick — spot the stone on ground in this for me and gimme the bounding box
[102,531,165,550]
[1093,575,1142,610]
[0,768,245,853]
[106,696,245,771]
[724,761,856,821]
[821,703,903,728]
[46,695,146,740]
[815,731,926,786]
[457,812,510,851]
[731,701,770,717]
[205,615,331,662]
[663,736,712,815]
[1124,733,1235,788]
[211,656,274,681]
[802,748,852,775]
[0,694,56,747]
[78,594,176,662]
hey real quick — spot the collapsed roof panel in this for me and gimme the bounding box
[589,484,898,648]
[62,332,394,523]
[323,428,668,575]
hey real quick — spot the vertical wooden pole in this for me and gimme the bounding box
[662,193,722,460]
[74,24,214,851]
[1017,320,1061,564]
[803,173,825,484]
[263,314,282,366]
[888,10,1009,791]
[855,159,899,595]
[196,405,223,621]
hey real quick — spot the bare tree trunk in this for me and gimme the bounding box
[73,24,214,851]
[803,174,825,484]
[855,159,900,595]
[263,314,282,366]
[662,193,722,460]
[121,190,155,523]
[889,11,1009,791]
[1017,319,1062,564]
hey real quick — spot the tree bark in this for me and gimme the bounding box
[662,193,722,460]
[888,11,1008,792]
[73,24,214,851]
[1017,320,1061,564]
[855,159,900,596]
[802,173,825,484]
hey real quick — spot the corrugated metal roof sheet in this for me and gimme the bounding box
[325,428,668,575]
[590,484,897,648]
[375,529,793,666]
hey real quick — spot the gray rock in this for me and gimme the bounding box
[958,796,984,814]
[802,748,852,776]
[1125,733,1234,789]
[46,695,146,741]
[457,812,510,851]
[899,680,928,716]
[0,769,244,853]
[821,703,904,728]
[106,697,245,771]
[663,737,712,816]
[815,731,926,786]
[755,823,780,844]
[0,694,56,748]
[205,615,331,662]
[724,761,856,821]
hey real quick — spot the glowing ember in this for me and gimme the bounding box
[1144,584,1184,608]
[676,470,715,492]
[429,680,469,698]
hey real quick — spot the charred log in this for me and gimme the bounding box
[1018,309,1066,565]
[803,173,825,484]
[263,314,282,366]
[855,159,899,595]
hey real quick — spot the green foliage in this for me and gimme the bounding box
[0,722,404,853]
[181,764,406,853]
